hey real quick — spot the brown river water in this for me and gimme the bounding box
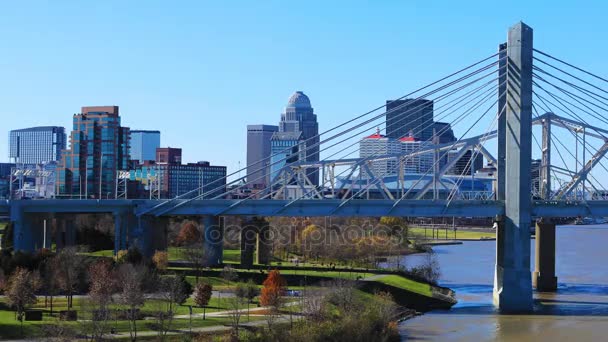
[391,225,608,341]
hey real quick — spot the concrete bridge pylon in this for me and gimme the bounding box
[493,21,534,312]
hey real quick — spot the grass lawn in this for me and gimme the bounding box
[374,274,433,297]
[408,227,495,240]
[0,294,262,340]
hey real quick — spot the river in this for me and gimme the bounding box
[393,225,608,341]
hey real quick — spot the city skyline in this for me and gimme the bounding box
[2,1,607,179]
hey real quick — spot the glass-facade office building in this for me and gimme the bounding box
[130,130,160,163]
[57,106,130,198]
[269,131,305,183]
[9,126,66,164]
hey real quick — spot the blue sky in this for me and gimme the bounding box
[1,1,607,176]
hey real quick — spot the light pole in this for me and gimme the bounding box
[99,152,104,199]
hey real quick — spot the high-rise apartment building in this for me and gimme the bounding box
[359,129,401,177]
[278,91,319,185]
[246,124,278,188]
[9,126,66,164]
[130,130,160,163]
[57,106,130,198]
[386,99,434,141]
[400,137,434,174]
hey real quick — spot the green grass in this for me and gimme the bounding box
[82,249,115,257]
[374,274,433,297]
[0,295,261,339]
[408,227,495,240]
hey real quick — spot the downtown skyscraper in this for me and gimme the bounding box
[246,124,278,188]
[276,91,319,185]
[9,126,66,164]
[57,106,130,198]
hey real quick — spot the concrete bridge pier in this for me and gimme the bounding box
[11,206,43,252]
[240,217,271,267]
[201,215,224,267]
[533,220,558,291]
[55,215,76,250]
[256,220,271,265]
[240,223,256,268]
[113,211,129,255]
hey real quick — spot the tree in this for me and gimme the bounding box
[300,224,323,259]
[86,259,117,340]
[40,255,61,315]
[117,263,147,342]
[220,265,238,283]
[193,282,213,319]
[116,247,143,265]
[260,270,286,330]
[56,247,83,309]
[227,293,246,337]
[6,268,41,336]
[152,251,168,272]
[156,274,193,338]
[240,279,259,321]
[182,245,207,283]
[176,221,201,246]
[1,222,14,250]
[245,279,259,302]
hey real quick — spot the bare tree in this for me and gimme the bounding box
[84,260,117,340]
[117,263,147,342]
[182,244,207,283]
[226,294,246,337]
[40,256,61,315]
[326,279,356,312]
[301,288,327,321]
[56,247,83,309]
[156,274,191,339]
[6,268,41,336]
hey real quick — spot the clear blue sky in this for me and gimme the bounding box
[1,1,607,175]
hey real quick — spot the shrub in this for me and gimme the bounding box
[152,251,168,271]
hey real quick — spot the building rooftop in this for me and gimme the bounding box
[286,91,312,109]
[131,130,161,134]
[399,136,418,142]
[365,128,386,139]
[271,131,303,141]
[10,126,64,132]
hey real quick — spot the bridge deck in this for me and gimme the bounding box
[1,199,607,218]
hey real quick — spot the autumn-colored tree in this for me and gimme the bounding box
[379,216,407,237]
[6,268,41,336]
[260,270,286,309]
[152,251,168,271]
[89,260,117,307]
[193,282,213,319]
[176,221,201,246]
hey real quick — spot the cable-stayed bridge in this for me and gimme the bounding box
[4,22,608,312]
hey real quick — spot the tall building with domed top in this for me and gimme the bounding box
[276,91,320,185]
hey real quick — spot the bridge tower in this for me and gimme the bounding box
[493,22,534,311]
